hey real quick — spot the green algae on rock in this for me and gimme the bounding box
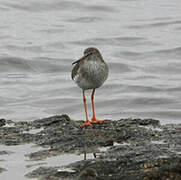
[0,167,6,173]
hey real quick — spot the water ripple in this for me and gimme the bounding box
[0,56,69,73]
[2,1,85,12]
[67,17,102,23]
[70,36,154,47]
[128,20,181,29]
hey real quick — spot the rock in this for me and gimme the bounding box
[0,115,180,179]
[77,168,98,180]
[0,150,13,155]
[0,119,6,127]
[0,126,35,145]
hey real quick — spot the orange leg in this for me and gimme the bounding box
[91,89,104,124]
[81,90,92,127]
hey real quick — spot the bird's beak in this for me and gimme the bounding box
[72,55,86,65]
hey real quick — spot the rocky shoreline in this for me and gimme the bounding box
[0,115,181,180]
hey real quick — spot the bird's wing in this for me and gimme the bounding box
[71,63,80,80]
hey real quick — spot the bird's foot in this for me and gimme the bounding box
[80,120,92,127]
[91,118,104,124]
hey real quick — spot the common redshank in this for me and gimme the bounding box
[71,47,108,127]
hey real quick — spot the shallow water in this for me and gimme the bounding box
[0,143,94,180]
[0,144,40,180]
[0,0,181,124]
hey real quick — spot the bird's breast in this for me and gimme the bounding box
[72,60,108,90]
[83,61,108,84]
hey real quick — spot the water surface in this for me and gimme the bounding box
[0,0,181,124]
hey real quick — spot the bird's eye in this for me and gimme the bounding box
[85,52,92,57]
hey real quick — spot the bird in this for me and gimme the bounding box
[71,47,109,127]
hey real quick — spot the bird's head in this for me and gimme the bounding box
[72,47,103,65]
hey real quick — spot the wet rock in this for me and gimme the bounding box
[25,167,65,180]
[26,162,47,168]
[0,114,180,179]
[26,115,181,180]
[77,168,99,180]
[0,150,13,155]
[0,126,35,145]
[0,119,6,127]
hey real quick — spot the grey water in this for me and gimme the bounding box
[0,0,181,124]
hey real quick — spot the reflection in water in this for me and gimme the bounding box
[83,149,97,160]
[83,129,98,160]
[82,129,111,160]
